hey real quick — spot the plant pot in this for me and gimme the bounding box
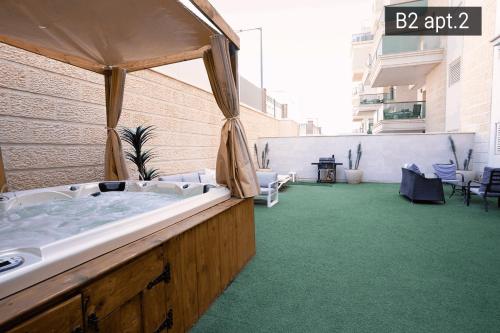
[345,169,363,184]
[458,170,475,183]
[257,168,272,172]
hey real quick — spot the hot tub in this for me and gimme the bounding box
[0,181,230,299]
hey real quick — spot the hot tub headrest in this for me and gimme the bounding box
[99,182,126,192]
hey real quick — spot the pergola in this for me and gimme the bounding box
[0,0,259,198]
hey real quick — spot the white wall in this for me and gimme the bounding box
[258,133,475,183]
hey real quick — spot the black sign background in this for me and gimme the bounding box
[385,7,482,36]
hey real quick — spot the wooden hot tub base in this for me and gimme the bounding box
[0,197,255,333]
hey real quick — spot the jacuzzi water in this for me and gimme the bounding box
[0,191,183,251]
[0,180,230,299]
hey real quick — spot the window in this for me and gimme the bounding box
[449,58,461,87]
[496,123,500,155]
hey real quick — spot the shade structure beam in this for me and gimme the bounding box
[0,147,7,193]
[189,0,240,49]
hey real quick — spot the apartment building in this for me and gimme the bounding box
[299,120,322,136]
[352,0,498,171]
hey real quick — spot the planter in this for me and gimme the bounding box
[458,170,475,183]
[257,168,272,172]
[345,169,363,184]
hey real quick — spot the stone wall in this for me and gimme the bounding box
[0,44,298,190]
[424,60,447,132]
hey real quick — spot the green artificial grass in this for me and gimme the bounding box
[192,184,500,333]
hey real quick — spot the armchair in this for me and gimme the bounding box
[466,167,500,211]
[400,167,445,203]
[256,172,279,207]
[433,163,465,198]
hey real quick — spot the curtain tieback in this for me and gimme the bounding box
[223,116,240,121]
[105,127,117,132]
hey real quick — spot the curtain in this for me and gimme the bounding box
[203,35,259,198]
[0,147,7,193]
[104,67,130,180]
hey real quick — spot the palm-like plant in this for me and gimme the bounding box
[448,136,473,170]
[448,136,459,167]
[120,125,160,180]
[348,143,362,170]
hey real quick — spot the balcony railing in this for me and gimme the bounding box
[360,93,391,105]
[382,101,426,120]
[367,0,438,67]
[352,32,374,43]
[376,35,441,58]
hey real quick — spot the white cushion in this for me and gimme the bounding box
[204,168,216,178]
[200,173,217,185]
[260,187,277,195]
[159,174,182,182]
[181,172,201,183]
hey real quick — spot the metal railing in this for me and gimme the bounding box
[382,101,426,120]
[360,93,391,105]
[352,32,374,43]
[266,95,285,119]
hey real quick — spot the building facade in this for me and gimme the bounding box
[352,0,498,172]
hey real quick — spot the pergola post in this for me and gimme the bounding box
[104,68,130,181]
[0,147,7,192]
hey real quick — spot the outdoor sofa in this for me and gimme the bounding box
[399,166,445,203]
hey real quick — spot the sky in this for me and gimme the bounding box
[210,0,373,134]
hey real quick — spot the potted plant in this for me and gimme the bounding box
[448,136,474,182]
[121,125,160,180]
[345,143,363,184]
[254,142,271,172]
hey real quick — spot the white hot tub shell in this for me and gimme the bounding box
[0,181,230,299]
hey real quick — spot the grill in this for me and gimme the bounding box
[311,155,343,183]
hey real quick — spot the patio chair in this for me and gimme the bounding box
[277,174,292,191]
[400,167,445,203]
[466,167,500,212]
[432,163,465,198]
[256,171,279,207]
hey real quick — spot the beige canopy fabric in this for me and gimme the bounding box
[0,147,7,193]
[0,0,215,73]
[104,68,129,181]
[203,35,259,198]
[0,0,258,197]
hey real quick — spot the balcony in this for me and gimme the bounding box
[352,32,374,43]
[353,92,392,116]
[373,101,426,133]
[360,93,391,105]
[366,35,444,87]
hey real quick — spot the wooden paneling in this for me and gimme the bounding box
[97,295,142,333]
[218,208,238,289]
[195,215,222,316]
[179,227,199,331]
[82,247,163,320]
[235,199,256,272]
[7,295,82,333]
[163,236,185,333]
[142,279,167,333]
